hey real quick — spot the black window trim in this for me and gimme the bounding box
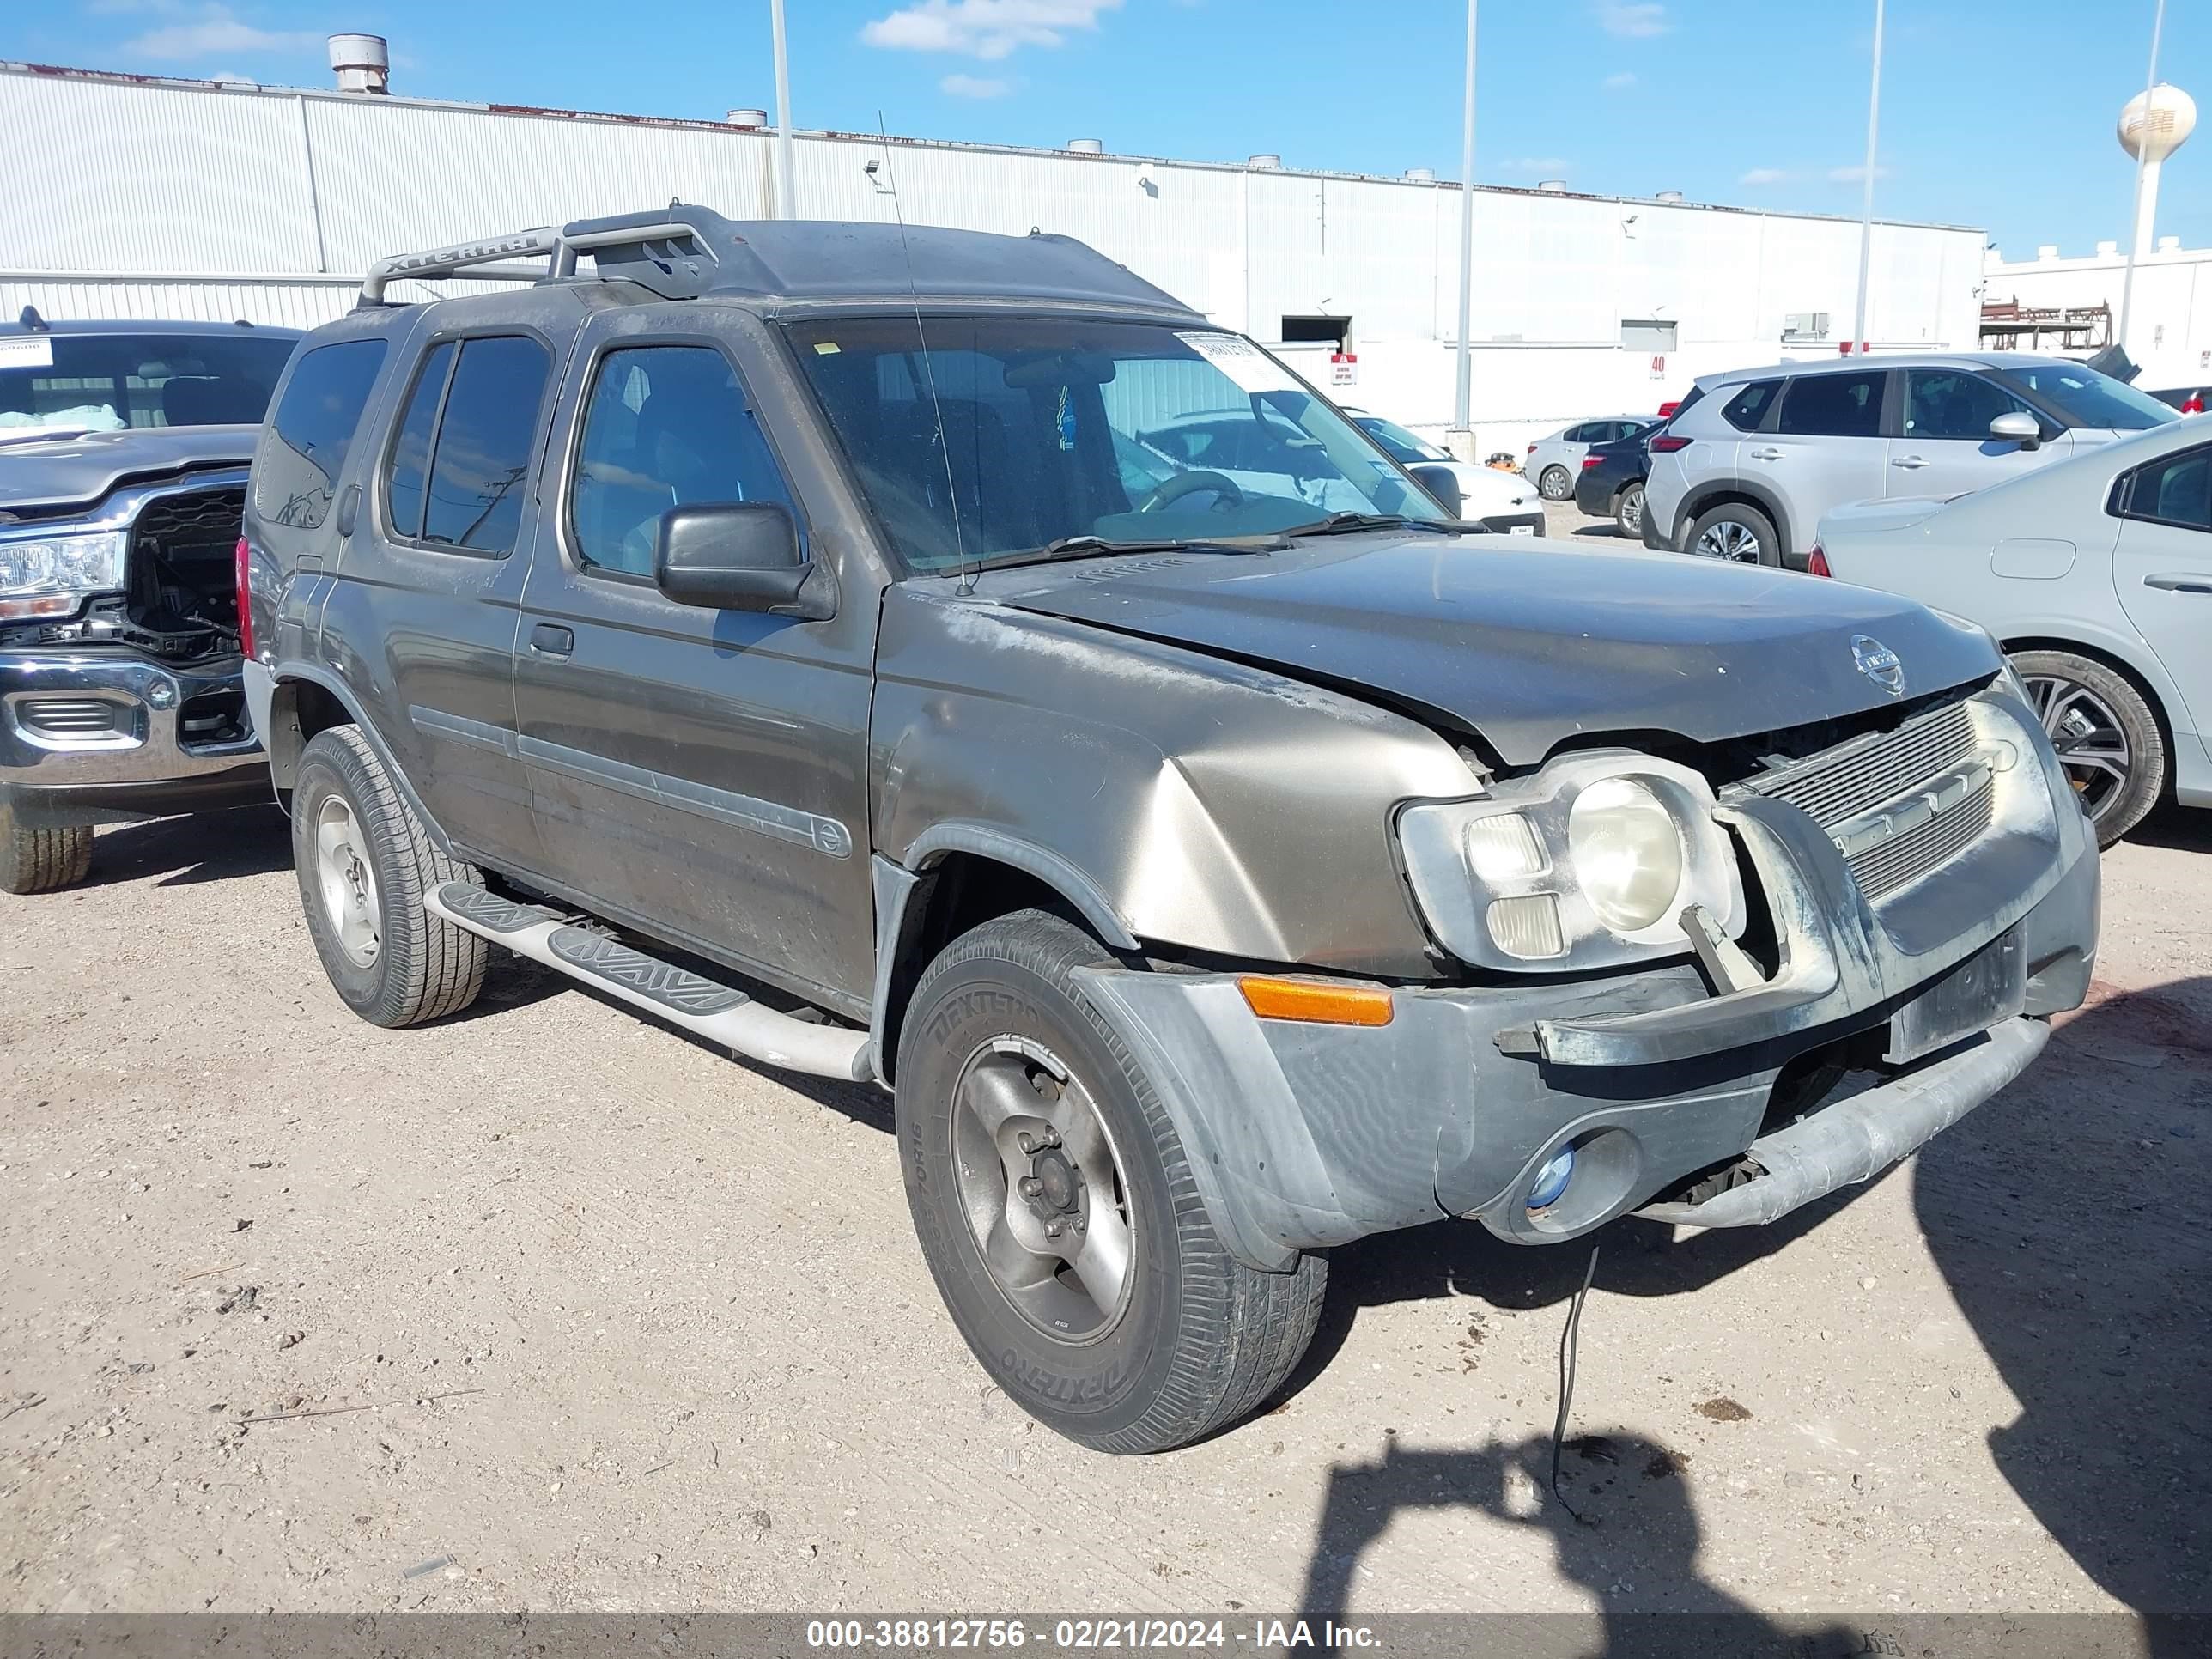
[557,330,811,590]
[376,324,560,561]
[2111,438,2212,532]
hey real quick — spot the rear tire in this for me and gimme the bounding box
[292,725,486,1026]
[1538,465,1573,501]
[1614,482,1647,539]
[1687,501,1781,567]
[0,804,93,895]
[896,908,1327,1454]
[2010,648,2166,848]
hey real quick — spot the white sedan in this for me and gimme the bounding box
[1343,408,1546,535]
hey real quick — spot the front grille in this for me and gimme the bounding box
[17,697,123,739]
[1740,691,1995,901]
[132,486,248,560]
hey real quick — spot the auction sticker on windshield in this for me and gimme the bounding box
[0,337,56,371]
[1176,332,1300,395]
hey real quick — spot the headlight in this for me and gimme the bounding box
[1397,754,1745,972]
[0,530,128,620]
[1569,777,1686,933]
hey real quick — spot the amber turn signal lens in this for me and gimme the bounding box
[1237,976,1395,1027]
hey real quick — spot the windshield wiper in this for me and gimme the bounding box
[975,533,1284,574]
[1282,512,1465,538]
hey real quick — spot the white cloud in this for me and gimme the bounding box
[1739,167,1789,185]
[1602,70,1636,89]
[1595,3,1670,39]
[1498,156,1571,175]
[125,5,323,60]
[940,72,1012,97]
[862,0,1123,62]
[87,0,185,14]
[1827,163,1893,183]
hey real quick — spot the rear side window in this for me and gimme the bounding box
[2119,447,2212,532]
[1778,371,1884,438]
[568,345,795,577]
[1721,380,1782,432]
[380,335,550,555]
[253,338,387,530]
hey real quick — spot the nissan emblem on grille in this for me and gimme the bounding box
[1852,635,1905,697]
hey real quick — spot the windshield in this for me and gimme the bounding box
[0,332,296,436]
[1353,414,1449,465]
[786,316,1452,571]
[1996,362,2178,433]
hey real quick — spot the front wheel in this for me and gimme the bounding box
[1537,465,1573,501]
[1614,482,1647,539]
[896,909,1327,1454]
[2011,649,2166,847]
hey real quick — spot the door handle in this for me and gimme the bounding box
[1748,447,1783,461]
[2144,573,2212,594]
[528,623,575,656]
[1891,455,1929,469]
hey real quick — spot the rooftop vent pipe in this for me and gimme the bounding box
[1538,179,1568,192]
[1656,189,1685,203]
[726,108,769,130]
[328,33,389,95]
[1068,137,1104,154]
[1404,167,1436,182]
[1248,153,1282,169]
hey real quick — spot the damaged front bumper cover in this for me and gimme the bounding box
[1070,702,2098,1273]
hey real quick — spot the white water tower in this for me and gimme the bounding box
[2119,84,2196,261]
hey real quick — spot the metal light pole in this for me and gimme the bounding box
[1452,0,1476,449]
[770,0,799,219]
[2118,0,2169,351]
[1850,0,1885,354]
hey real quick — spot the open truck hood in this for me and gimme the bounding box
[0,424,258,518]
[977,533,2002,767]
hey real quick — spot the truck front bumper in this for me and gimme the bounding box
[0,649,266,828]
[1071,697,2099,1272]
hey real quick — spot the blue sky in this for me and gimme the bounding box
[8,1,2204,258]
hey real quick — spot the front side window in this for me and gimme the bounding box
[1997,363,2178,433]
[2120,446,2212,532]
[381,336,549,555]
[569,345,796,577]
[1904,370,2034,441]
[253,337,388,530]
[1778,371,1884,438]
[1722,380,1782,432]
[1,331,296,437]
[786,316,1449,573]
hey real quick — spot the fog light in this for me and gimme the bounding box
[1487,893,1565,959]
[1528,1146,1575,1209]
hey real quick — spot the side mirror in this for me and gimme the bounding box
[1990,410,2043,450]
[653,501,831,619]
[1407,463,1462,517]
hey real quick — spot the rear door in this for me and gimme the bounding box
[2110,439,2212,762]
[512,307,878,1008]
[1754,368,1893,552]
[1888,368,2069,501]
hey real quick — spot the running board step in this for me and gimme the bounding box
[427,881,872,1082]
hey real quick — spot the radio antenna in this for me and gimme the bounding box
[875,116,971,590]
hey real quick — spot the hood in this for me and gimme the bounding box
[975,535,2002,767]
[0,424,258,518]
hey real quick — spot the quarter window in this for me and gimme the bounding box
[382,335,550,555]
[1777,371,1885,438]
[253,338,387,530]
[1721,380,1782,432]
[1904,370,2033,441]
[569,345,795,577]
[2120,447,2212,532]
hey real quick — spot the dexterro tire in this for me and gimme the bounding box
[0,802,93,895]
[292,725,486,1026]
[896,908,1328,1454]
[2010,648,2166,848]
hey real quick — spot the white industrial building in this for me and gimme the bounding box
[1983,240,2212,396]
[0,55,1990,451]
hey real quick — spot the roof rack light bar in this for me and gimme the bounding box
[361,216,720,305]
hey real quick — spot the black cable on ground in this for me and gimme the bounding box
[1548,1243,1601,1527]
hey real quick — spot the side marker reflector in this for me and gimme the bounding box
[1238,976,1395,1027]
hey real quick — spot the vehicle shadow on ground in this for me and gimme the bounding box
[2124,800,2212,854]
[1571,524,1631,540]
[1296,1431,1861,1653]
[1915,976,2212,1648]
[87,805,290,888]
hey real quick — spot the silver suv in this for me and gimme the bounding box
[1643,353,2178,568]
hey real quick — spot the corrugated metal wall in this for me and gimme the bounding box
[0,64,1988,442]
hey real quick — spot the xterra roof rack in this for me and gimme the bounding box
[360,204,1197,318]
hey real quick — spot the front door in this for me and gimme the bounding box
[1887,368,2070,501]
[2111,439,2212,770]
[512,310,878,1009]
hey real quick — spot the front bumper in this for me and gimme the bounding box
[1,648,265,827]
[1475,509,1546,538]
[1070,688,2099,1272]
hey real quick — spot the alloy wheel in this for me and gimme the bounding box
[1695,520,1762,562]
[2021,674,2133,823]
[313,796,381,967]
[1539,467,1571,501]
[949,1036,1134,1343]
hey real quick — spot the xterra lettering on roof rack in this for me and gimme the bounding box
[359,204,1199,316]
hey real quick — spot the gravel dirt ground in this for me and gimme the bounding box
[3,507,2207,1623]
